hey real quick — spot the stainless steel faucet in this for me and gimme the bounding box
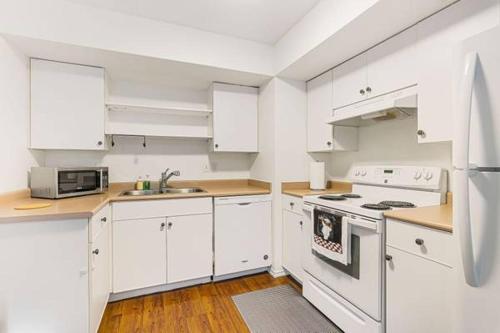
[159,168,180,192]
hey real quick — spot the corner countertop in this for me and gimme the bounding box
[384,197,453,233]
[281,180,352,198]
[0,179,271,223]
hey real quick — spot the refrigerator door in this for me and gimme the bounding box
[453,170,500,332]
[454,26,500,169]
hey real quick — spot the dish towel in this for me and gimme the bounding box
[312,208,351,265]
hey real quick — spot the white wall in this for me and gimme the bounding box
[274,0,378,74]
[327,117,452,186]
[0,37,44,193]
[0,0,274,76]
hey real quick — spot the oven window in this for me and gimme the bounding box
[313,235,360,279]
[58,170,100,194]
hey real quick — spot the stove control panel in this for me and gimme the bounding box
[349,165,446,191]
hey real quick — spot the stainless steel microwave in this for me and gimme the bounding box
[30,167,109,199]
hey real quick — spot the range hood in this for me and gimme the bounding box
[329,85,417,126]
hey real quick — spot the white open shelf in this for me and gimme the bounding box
[106,103,212,117]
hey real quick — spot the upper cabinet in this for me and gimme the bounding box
[332,26,418,110]
[415,0,500,143]
[307,71,358,152]
[211,83,258,152]
[30,59,106,150]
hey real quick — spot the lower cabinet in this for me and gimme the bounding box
[385,218,452,333]
[282,208,305,282]
[90,220,111,333]
[214,195,272,277]
[112,217,167,293]
[166,214,213,283]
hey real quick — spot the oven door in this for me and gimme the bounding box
[302,204,383,321]
[57,169,102,197]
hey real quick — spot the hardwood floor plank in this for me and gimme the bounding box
[99,273,300,333]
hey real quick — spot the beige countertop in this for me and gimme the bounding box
[0,179,271,223]
[281,180,352,197]
[384,195,453,233]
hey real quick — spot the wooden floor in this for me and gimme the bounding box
[98,273,301,333]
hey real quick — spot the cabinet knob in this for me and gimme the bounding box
[359,89,366,95]
[326,141,332,146]
[168,222,173,229]
[385,254,392,261]
[299,221,303,226]
[160,222,166,231]
[92,249,100,255]
[366,86,372,93]
[97,141,103,146]
[263,255,269,260]
[417,129,426,138]
[101,217,107,223]
[214,143,219,149]
[415,238,425,246]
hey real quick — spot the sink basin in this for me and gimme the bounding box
[120,187,205,196]
[120,190,161,196]
[161,187,205,194]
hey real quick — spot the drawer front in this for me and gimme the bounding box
[112,197,212,221]
[90,204,110,241]
[386,218,453,266]
[282,195,303,214]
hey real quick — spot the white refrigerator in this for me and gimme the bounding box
[453,25,500,332]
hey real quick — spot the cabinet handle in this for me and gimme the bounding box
[326,141,332,146]
[160,222,166,231]
[385,254,392,261]
[97,141,103,146]
[417,129,426,138]
[101,217,107,223]
[415,238,425,246]
[359,89,365,95]
[238,202,251,206]
[92,249,100,255]
[366,86,372,93]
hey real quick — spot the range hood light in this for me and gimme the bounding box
[361,110,388,120]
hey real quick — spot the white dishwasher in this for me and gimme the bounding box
[214,195,272,279]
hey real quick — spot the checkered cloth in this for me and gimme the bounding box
[314,235,343,254]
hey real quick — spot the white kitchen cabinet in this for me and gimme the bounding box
[30,59,106,150]
[365,26,417,98]
[112,217,167,293]
[214,195,272,277]
[307,70,334,152]
[386,218,452,333]
[90,219,111,333]
[211,82,258,152]
[282,208,304,282]
[415,0,499,143]
[166,214,213,284]
[332,53,368,109]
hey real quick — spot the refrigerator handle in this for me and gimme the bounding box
[454,51,478,170]
[456,170,479,287]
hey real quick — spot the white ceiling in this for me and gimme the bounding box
[64,0,321,44]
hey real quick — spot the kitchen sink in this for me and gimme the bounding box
[120,187,205,196]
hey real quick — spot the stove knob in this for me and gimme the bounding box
[361,169,367,176]
[413,170,422,180]
[424,171,433,180]
[355,170,361,176]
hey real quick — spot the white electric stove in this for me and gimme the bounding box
[301,165,447,333]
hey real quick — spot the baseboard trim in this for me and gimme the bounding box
[109,276,212,302]
[213,267,270,282]
[269,267,287,278]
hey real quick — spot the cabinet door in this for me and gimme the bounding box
[166,214,213,283]
[215,201,272,276]
[307,70,334,152]
[90,222,110,333]
[212,83,258,152]
[332,53,367,109]
[415,0,499,143]
[365,26,417,98]
[30,59,105,150]
[386,246,452,333]
[282,210,304,282]
[112,217,167,293]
